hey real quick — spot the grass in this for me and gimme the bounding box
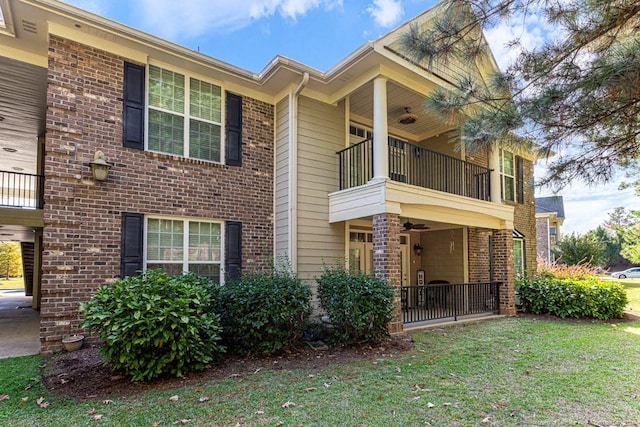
[622,279,640,312]
[0,277,24,290]
[602,277,640,312]
[2,317,640,426]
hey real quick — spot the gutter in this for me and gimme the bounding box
[288,72,309,272]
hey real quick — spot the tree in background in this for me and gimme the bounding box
[586,227,627,270]
[399,0,640,190]
[553,233,605,267]
[603,207,640,266]
[621,225,640,264]
[0,242,22,279]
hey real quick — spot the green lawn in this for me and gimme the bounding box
[2,317,639,426]
[0,277,24,290]
[623,279,640,313]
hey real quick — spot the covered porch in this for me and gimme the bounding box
[339,198,516,332]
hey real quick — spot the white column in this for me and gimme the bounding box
[489,146,501,203]
[372,77,389,181]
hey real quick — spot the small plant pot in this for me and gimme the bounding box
[62,334,84,352]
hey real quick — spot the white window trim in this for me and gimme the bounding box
[143,215,226,283]
[145,62,226,164]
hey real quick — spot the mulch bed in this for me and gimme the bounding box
[42,311,640,401]
[41,335,415,401]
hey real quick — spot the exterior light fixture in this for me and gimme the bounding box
[90,150,112,181]
[398,107,418,125]
[413,243,423,256]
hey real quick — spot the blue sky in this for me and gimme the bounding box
[62,0,640,234]
[64,0,437,73]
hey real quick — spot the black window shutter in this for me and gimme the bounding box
[225,221,242,281]
[516,156,524,204]
[225,92,242,166]
[123,62,145,150]
[121,212,144,278]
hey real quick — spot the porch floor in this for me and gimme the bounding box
[403,313,505,332]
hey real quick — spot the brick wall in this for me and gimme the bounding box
[372,213,403,334]
[42,36,274,352]
[467,227,491,282]
[492,229,516,315]
[467,157,536,310]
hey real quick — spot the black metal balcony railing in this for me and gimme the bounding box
[0,170,44,209]
[338,138,491,201]
[401,282,500,324]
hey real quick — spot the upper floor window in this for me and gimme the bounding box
[500,149,515,202]
[500,149,525,203]
[147,65,222,162]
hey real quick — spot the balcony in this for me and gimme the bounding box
[0,170,44,209]
[337,138,491,201]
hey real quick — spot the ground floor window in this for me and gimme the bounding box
[146,217,222,282]
[513,238,524,277]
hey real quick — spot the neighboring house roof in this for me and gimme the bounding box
[535,196,565,219]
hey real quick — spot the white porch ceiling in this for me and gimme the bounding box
[348,80,451,141]
[0,55,46,175]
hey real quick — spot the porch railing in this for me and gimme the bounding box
[338,138,491,201]
[401,282,500,324]
[0,170,44,209]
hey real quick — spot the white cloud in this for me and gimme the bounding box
[136,0,342,38]
[366,0,403,28]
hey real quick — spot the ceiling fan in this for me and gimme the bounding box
[403,221,429,231]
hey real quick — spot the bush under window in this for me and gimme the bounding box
[80,270,224,381]
[216,267,312,356]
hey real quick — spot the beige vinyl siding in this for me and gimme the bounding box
[296,96,345,283]
[274,96,290,259]
[420,131,459,158]
[421,228,465,284]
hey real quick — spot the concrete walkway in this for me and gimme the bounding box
[0,289,40,358]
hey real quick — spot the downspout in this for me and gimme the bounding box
[289,72,309,273]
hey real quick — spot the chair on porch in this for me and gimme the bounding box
[426,280,450,309]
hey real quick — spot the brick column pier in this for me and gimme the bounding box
[372,213,403,334]
[492,229,516,315]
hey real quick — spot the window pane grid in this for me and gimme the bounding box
[148,110,184,155]
[189,221,221,262]
[146,219,184,262]
[190,78,221,123]
[148,66,185,113]
[146,218,222,282]
[189,119,221,162]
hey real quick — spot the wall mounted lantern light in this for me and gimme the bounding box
[90,150,112,181]
[413,243,423,257]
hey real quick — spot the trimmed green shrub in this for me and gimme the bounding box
[316,265,395,345]
[80,270,224,381]
[217,268,312,356]
[517,275,627,320]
